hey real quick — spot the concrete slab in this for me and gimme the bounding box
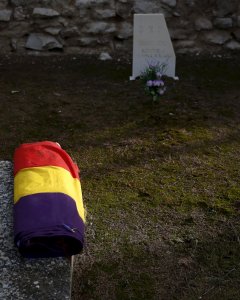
[0,161,71,300]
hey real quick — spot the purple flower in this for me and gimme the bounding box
[146,80,153,87]
[152,80,159,87]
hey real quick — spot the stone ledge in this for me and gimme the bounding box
[0,161,71,300]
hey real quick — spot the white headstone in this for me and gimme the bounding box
[130,14,176,80]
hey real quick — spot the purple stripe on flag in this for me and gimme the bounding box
[14,193,85,258]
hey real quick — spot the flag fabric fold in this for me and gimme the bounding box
[13,141,85,258]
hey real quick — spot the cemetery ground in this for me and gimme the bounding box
[0,53,240,300]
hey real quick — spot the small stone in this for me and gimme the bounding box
[133,0,165,14]
[225,40,240,50]
[175,40,195,48]
[75,37,97,46]
[61,7,75,18]
[33,7,60,18]
[98,52,112,61]
[97,36,111,45]
[13,6,26,20]
[116,2,132,19]
[33,281,39,285]
[216,0,238,17]
[0,9,12,22]
[9,0,25,5]
[76,0,109,7]
[2,20,30,36]
[61,27,80,38]
[116,22,133,39]
[44,27,61,36]
[162,0,176,7]
[173,12,180,17]
[204,31,231,45]
[58,17,68,27]
[169,29,188,40]
[25,33,63,51]
[83,21,116,34]
[75,0,91,8]
[195,17,213,31]
[214,17,233,29]
[10,38,17,51]
[94,9,115,19]
[89,0,109,3]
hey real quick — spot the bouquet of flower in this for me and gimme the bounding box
[140,63,167,102]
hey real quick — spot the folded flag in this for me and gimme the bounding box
[13,141,85,258]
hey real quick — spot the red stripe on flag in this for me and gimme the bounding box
[13,141,79,179]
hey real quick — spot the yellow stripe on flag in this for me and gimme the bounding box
[14,166,85,222]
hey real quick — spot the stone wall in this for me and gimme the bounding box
[0,0,240,55]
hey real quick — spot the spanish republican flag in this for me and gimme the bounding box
[13,141,85,258]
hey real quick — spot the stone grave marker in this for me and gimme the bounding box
[130,13,176,80]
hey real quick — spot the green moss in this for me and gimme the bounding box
[226,186,240,201]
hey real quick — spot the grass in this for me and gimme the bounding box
[0,53,240,299]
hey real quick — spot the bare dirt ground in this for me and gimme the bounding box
[0,53,240,299]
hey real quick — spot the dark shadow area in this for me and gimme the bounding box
[0,54,240,159]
